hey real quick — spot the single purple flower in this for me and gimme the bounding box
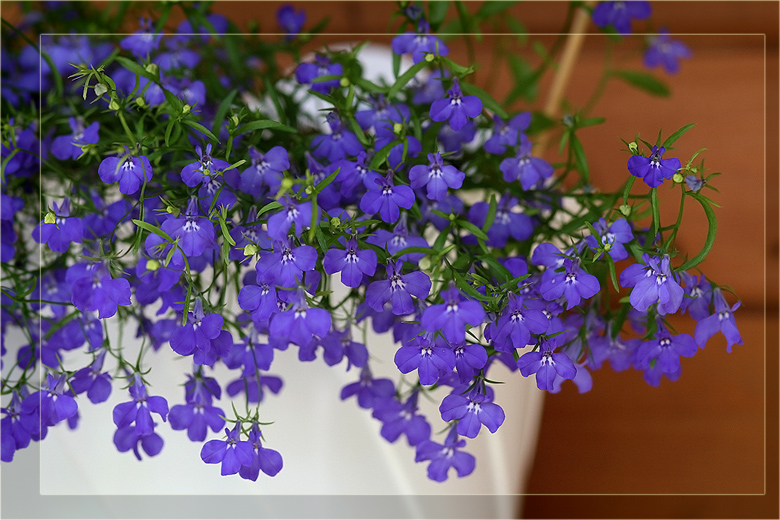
[627,145,681,188]
[201,422,255,476]
[32,197,83,253]
[584,217,634,261]
[69,349,112,404]
[685,175,706,192]
[644,29,691,74]
[372,391,431,446]
[680,272,712,321]
[395,333,456,385]
[20,374,78,437]
[374,120,422,168]
[267,196,315,241]
[180,143,233,188]
[391,20,449,63]
[499,139,554,190]
[169,374,226,442]
[619,253,684,315]
[311,112,364,162]
[415,427,476,482]
[429,78,482,131]
[295,54,343,94]
[269,288,332,348]
[492,293,549,352]
[484,112,531,155]
[70,261,132,319]
[51,117,99,160]
[367,213,429,262]
[112,375,168,458]
[409,151,465,201]
[239,424,283,480]
[421,283,486,344]
[517,336,578,391]
[592,1,651,35]
[466,194,535,248]
[539,258,600,309]
[323,237,377,288]
[240,145,289,199]
[694,288,743,352]
[440,385,505,438]
[254,237,318,288]
[365,260,431,316]
[340,365,395,410]
[98,146,154,195]
[634,318,697,386]
[169,299,228,366]
[360,170,415,223]
[355,94,410,131]
[120,17,162,57]
[277,4,305,39]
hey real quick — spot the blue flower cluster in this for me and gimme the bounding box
[0,1,738,486]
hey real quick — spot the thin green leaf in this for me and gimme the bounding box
[132,219,175,243]
[460,82,507,119]
[182,119,221,144]
[388,60,428,99]
[662,123,695,148]
[457,219,489,241]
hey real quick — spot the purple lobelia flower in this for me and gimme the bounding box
[70,261,132,319]
[391,19,449,63]
[98,146,154,195]
[68,349,112,404]
[20,374,78,439]
[694,288,743,352]
[448,338,488,383]
[120,17,162,57]
[270,288,332,349]
[634,318,697,386]
[135,255,183,306]
[238,278,279,324]
[360,170,415,223]
[517,336,578,391]
[466,193,535,248]
[152,198,218,266]
[170,299,231,366]
[438,119,476,154]
[181,143,233,188]
[627,145,681,188]
[395,332,456,385]
[340,365,395,410]
[332,151,374,201]
[323,237,377,288]
[539,258,600,310]
[240,145,289,200]
[169,374,226,442]
[372,390,431,446]
[685,175,705,192]
[255,237,317,288]
[33,197,83,253]
[644,29,691,74]
[239,423,283,480]
[588,326,641,372]
[51,117,99,160]
[201,421,255,476]
[355,94,410,131]
[492,293,549,352]
[374,120,422,168]
[409,151,465,201]
[592,1,651,35]
[679,272,712,321]
[499,139,554,190]
[619,253,683,315]
[429,78,482,132]
[295,54,343,93]
[365,260,431,316]
[311,112,364,163]
[415,427,476,482]
[584,217,634,261]
[229,207,273,264]
[367,213,429,262]
[484,112,531,155]
[440,383,505,438]
[1,391,33,462]
[277,4,305,39]
[112,374,168,460]
[267,196,315,241]
[422,283,486,344]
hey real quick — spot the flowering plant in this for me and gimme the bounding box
[1,0,743,487]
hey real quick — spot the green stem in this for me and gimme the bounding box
[677,193,717,271]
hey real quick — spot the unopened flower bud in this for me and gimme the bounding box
[146,259,161,271]
[330,217,341,229]
[182,104,191,114]
[135,97,146,108]
[393,122,403,134]
[44,212,56,224]
[424,53,435,63]
[108,99,120,111]
[672,172,684,183]
[230,115,239,127]
[628,141,638,153]
[339,77,350,88]
[145,63,158,75]
[243,244,259,257]
[280,178,294,191]
[94,83,108,97]
[419,257,432,271]
[619,204,631,217]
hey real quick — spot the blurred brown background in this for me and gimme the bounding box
[5,1,776,517]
